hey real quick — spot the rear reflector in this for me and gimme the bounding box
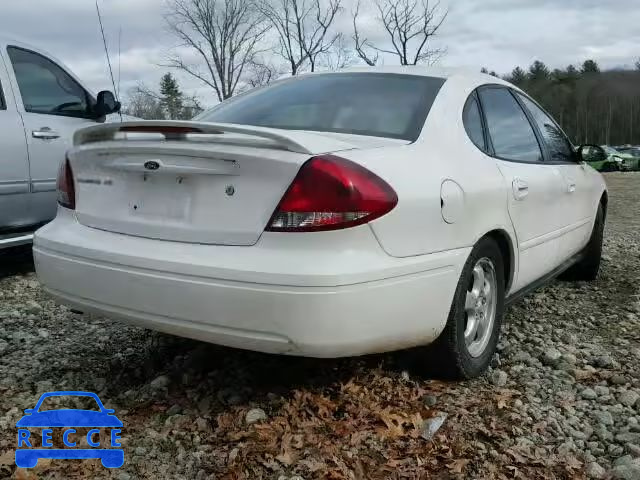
[56,157,75,210]
[266,155,397,232]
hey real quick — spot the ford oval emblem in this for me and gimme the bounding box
[144,161,160,171]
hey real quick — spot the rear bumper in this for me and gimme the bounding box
[34,210,468,357]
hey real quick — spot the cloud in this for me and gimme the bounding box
[441,0,640,72]
[0,0,638,107]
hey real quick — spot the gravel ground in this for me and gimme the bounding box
[1,173,639,480]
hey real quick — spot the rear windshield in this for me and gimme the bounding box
[198,73,445,141]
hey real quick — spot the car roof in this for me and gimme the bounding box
[295,65,513,87]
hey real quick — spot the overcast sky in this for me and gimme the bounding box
[1,0,638,107]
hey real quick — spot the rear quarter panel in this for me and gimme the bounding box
[343,75,516,266]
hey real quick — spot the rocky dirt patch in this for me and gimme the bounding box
[1,173,639,479]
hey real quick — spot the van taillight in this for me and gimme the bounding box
[266,155,397,232]
[56,157,75,210]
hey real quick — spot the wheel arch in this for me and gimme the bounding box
[483,229,515,294]
[599,190,608,222]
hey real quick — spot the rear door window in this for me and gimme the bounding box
[478,87,543,163]
[199,73,446,141]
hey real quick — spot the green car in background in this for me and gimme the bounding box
[614,146,640,171]
[585,146,638,172]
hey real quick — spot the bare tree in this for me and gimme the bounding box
[258,0,343,75]
[165,0,268,101]
[123,85,166,120]
[352,0,378,66]
[245,58,285,88]
[352,0,447,66]
[321,35,354,71]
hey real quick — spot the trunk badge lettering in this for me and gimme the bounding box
[225,185,235,196]
[144,161,160,171]
[77,178,112,186]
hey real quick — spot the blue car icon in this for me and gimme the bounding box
[15,391,123,468]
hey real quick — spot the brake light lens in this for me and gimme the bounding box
[56,157,75,210]
[266,155,397,232]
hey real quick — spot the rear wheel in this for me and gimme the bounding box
[560,203,604,282]
[428,237,505,379]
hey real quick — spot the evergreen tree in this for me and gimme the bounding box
[508,67,527,86]
[565,65,579,80]
[528,61,550,82]
[160,73,185,120]
[552,68,565,82]
[581,59,600,74]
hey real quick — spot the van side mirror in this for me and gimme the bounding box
[94,90,121,118]
[577,144,607,163]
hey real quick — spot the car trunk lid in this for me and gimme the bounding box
[69,121,405,246]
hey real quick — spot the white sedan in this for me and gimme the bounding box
[34,67,608,379]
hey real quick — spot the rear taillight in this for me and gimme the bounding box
[266,155,397,232]
[56,157,75,210]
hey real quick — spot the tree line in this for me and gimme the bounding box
[500,60,640,146]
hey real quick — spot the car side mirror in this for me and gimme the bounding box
[578,144,607,163]
[94,90,121,118]
[23,409,34,414]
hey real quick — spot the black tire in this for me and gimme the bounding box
[601,162,618,172]
[427,237,505,380]
[559,203,604,282]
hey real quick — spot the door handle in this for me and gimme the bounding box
[512,178,529,200]
[567,180,576,193]
[32,128,60,140]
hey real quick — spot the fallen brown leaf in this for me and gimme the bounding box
[447,458,471,474]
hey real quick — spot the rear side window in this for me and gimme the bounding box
[479,87,543,163]
[463,95,485,150]
[517,93,575,163]
[199,73,446,141]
